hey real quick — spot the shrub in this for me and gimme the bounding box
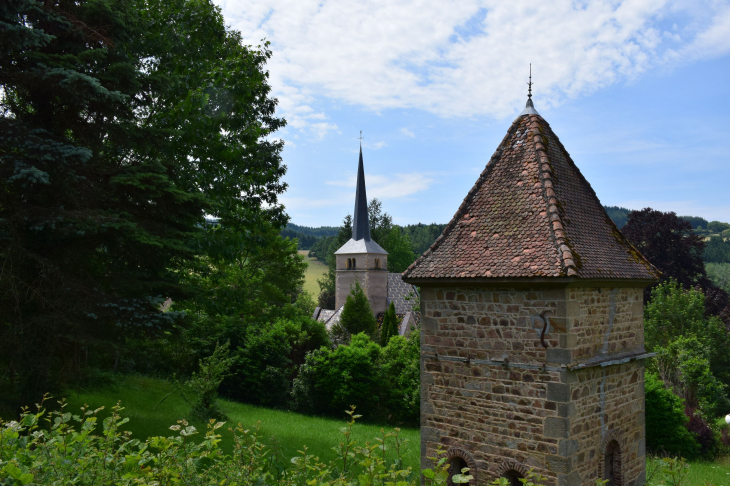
[645,372,700,459]
[340,282,377,337]
[292,333,382,417]
[223,317,330,408]
[181,341,234,420]
[380,334,420,425]
[685,407,716,457]
[292,332,420,426]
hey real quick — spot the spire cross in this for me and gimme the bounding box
[357,130,364,143]
[527,64,533,99]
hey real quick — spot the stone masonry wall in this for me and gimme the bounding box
[567,288,645,363]
[335,253,388,314]
[567,362,646,485]
[420,285,647,486]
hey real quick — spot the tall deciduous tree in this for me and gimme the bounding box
[622,208,729,324]
[0,0,287,402]
[622,208,706,289]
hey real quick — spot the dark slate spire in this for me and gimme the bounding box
[352,145,371,241]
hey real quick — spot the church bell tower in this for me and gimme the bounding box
[334,145,388,315]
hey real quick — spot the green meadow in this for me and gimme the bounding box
[299,250,329,297]
[60,375,420,471]
[3,373,725,484]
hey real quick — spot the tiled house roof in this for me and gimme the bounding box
[402,111,659,282]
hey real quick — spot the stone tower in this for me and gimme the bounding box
[334,145,388,315]
[402,96,659,486]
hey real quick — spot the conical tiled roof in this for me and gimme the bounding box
[402,105,659,282]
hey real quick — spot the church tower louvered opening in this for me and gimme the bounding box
[404,92,658,486]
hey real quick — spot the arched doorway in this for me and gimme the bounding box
[448,456,468,486]
[445,448,476,486]
[502,469,525,486]
[603,440,622,486]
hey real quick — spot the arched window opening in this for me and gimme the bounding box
[447,456,468,486]
[604,440,622,486]
[346,258,352,269]
[352,258,356,269]
[375,258,380,269]
[502,470,524,486]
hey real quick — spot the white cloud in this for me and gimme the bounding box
[365,141,387,150]
[216,0,730,128]
[324,172,434,199]
[399,127,415,138]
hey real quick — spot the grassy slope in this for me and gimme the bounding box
[648,456,730,486]
[62,375,420,470]
[299,250,328,297]
[6,375,727,482]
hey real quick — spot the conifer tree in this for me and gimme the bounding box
[380,302,398,346]
[0,0,287,402]
[340,282,377,337]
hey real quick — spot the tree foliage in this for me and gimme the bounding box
[340,282,377,337]
[704,236,730,264]
[706,263,730,294]
[291,332,420,425]
[603,205,631,228]
[623,209,706,289]
[679,215,710,230]
[645,280,730,418]
[645,372,701,459]
[380,302,398,346]
[622,208,730,323]
[401,223,447,256]
[181,341,234,420]
[379,334,420,424]
[0,0,288,403]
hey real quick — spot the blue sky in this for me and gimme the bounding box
[215,0,730,227]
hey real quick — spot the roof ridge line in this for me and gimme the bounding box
[402,118,523,278]
[527,116,578,277]
[536,118,661,279]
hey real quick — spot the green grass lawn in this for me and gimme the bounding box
[12,373,730,483]
[299,250,328,297]
[647,455,730,486]
[61,375,420,470]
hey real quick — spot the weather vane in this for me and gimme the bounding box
[527,64,533,100]
[357,130,364,143]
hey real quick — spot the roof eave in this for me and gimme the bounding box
[402,275,657,288]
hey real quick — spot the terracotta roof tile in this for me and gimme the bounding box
[402,113,659,282]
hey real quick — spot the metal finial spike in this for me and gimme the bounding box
[357,130,364,145]
[519,64,540,116]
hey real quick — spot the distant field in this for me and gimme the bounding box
[299,250,328,297]
[60,375,420,470]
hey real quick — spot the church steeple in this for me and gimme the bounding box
[352,145,371,241]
